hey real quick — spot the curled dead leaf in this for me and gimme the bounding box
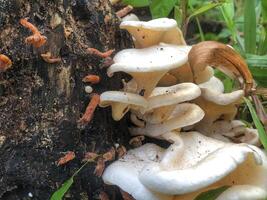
[188,41,253,94]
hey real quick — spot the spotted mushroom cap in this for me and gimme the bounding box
[108,43,191,97]
[120,18,186,48]
[103,132,267,200]
[136,83,201,124]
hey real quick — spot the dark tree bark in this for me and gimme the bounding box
[0,0,132,199]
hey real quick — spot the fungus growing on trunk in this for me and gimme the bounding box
[99,91,147,121]
[97,17,265,200]
[120,18,185,48]
[107,44,190,97]
[103,132,267,200]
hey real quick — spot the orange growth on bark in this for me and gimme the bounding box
[41,52,61,63]
[78,94,100,124]
[94,157,105,177]
[86,48,114,58]
[20,18,47,48]
[116,5,134,18]
[56,151,75,166]
[82,74,100,84]
[99,191,110,200]
[0,54,12,72]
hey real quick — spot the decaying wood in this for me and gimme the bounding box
[0,0,132,199]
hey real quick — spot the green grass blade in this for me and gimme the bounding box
[149,0,177,18]
[262,0,267,22]
[259,30,267,55]
[122,0,151,7]
[50,160,92,200]
[244,0,257,54]
[174,5,183,27]
[244,97,267,150]
[194,186,230,200]
[188,2,222,20]
[246,54,267,67]
[50,177,74,200]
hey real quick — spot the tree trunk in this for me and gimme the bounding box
[0,0,131,199]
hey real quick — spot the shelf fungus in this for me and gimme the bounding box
[98,17,266,200]
[99,91,147,121]
[103,132,267,200]
[202,120,260,146]
[120,18,186,48]
[107,44,191,97]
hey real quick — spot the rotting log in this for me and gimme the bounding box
[0,0,132,199]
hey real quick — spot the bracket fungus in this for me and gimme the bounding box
[107,43,191,97]
[103,132,267,200]
[120,18,186,48]
[99,91,147,121]
[97,17,266,200]
[203,120,260,146]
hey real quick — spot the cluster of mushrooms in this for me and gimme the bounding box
[99,18,267,200]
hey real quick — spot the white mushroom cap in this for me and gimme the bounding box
[204,120,260,146]
[103,132,267,200]
[146,83,201,111]
[215,185,267,200]
[103,143,173,200]
[99,91,147,121]
[120,18,186,48]
[168,65,214,84]
[122,14,140,22]
[199,77,244,105]
[108,44,191,97]
[198,76,224,93]
[130,103,204,138]
[140,132,266,195]
[136,83,201,124]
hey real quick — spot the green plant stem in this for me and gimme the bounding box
[181,0,189,36]
[244,97,267,151]
[195,17,205,41]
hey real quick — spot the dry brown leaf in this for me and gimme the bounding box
[188,41,253,94]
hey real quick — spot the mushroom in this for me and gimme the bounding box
[193,97,238,130]
[103,132,267,200]
[107,43,191,97]
[120,18,186,48]
[130,103,204,138]
[137,82,201,124]
[122,14,140,22]
[191,76,244,132]
[204,120,260,146]
[99,91,147,121]
[198,76,244,105]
